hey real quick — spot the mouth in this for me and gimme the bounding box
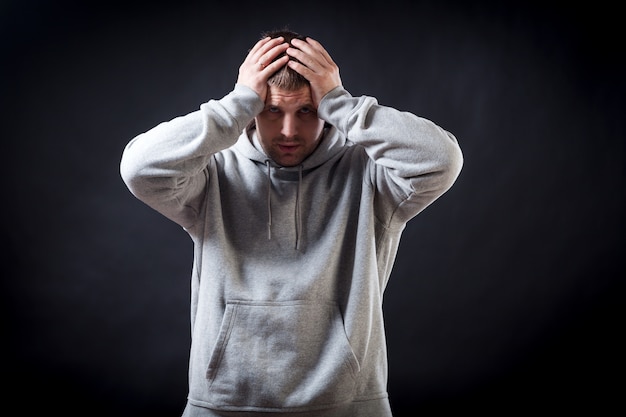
[278,144,299,152]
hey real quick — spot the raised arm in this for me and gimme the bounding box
[320,88,463,223]
[120,37,290,228]
[287,36,463,224]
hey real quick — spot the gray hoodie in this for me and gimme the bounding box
[120,84,463,416]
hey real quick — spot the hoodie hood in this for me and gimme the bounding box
[231,125,348,250]
[233,124,347,171]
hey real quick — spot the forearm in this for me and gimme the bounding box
[120,84,264,226]
[318,87,463,194]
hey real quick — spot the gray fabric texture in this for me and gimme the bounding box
[120,84,463,416]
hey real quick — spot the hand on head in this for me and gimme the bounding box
[237,35,342,106]
[237,36,290,102]
[285,37,342,107]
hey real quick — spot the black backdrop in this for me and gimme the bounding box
[2,0,623,415]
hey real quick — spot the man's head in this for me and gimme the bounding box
[263,30,309,90]
[254,30,326,167]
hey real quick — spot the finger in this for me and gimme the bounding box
[285,46,323,71]
[255,41,289,70]
[261,55,289,72]
[303,37,336,67]
[288,38,319,62]
[244,37,278,68]
[288,38,333,71]
[290,37,327,60]
[254,37,286,63]
[247,36,273,58]
[286,60,313,78]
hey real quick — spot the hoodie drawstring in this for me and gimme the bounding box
[295,164,302,250]
[266,160,272,241]
[265,160,303,250]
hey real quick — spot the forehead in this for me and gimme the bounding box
[266,85,313,107]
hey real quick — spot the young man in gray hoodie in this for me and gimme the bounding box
[120,30,463,417]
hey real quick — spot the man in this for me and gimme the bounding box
[120,29,463,417]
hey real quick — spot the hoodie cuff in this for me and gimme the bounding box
[317,86,356,131]
[219,84,266,128]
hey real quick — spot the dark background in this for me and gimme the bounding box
[2,0,623,415]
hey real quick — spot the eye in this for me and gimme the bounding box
[268,106,280,113]
[299,107,313,114]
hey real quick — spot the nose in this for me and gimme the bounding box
[281,113,298,139]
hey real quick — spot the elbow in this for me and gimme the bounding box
[446,143,464,186]
[432,140,464,193]
[120,150,151,199]
[441,129,463,184]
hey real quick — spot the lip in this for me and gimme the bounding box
[278,144,299,152]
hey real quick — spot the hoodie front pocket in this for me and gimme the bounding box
[205,300,360,411]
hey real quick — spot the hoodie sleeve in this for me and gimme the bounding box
[120,84,264,229]
[317,86,463,226]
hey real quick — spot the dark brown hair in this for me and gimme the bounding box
[261,29,310,90]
